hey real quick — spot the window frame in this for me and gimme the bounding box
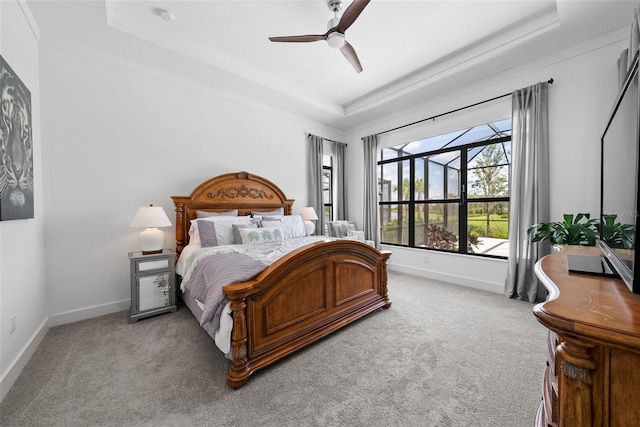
[322,154,333,235]
[378,125,511,259]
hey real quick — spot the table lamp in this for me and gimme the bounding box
[300,207,319,235]
[130,204,172,254]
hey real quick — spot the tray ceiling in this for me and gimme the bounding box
[25,1,636,128]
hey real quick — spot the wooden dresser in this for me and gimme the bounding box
[533,245,640,427]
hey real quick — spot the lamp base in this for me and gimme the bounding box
[304,220,316,235]
[138,227,165,254]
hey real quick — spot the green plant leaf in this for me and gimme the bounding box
[529,213,601,246]
[563,214,574,226]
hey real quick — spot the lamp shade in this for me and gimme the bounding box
[300,207,319,221]
[130,205,172,228]
[130,205,171,254]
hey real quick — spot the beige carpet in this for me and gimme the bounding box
[0,271,547,427]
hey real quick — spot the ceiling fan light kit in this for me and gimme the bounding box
[326,32,345,48]
[268,0,370,73]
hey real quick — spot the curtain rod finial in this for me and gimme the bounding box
[548,78,554,84]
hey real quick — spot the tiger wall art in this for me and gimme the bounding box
[0,55,33,220]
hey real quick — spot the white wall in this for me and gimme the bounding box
[344,29,627,293]
[38,40,342,323]
[0,0,48,401]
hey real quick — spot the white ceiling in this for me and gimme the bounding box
[25,1,637,129]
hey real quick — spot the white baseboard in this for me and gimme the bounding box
[0,317,50,403]
[49,299,130,327]
[388,264,504,294]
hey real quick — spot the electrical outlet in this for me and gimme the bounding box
[10,315,16,334]
[423,256,429,264]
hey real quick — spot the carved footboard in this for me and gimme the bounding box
[222,239,391,389]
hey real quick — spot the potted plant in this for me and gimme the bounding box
[601,214,635,249]
[528,213,599,246]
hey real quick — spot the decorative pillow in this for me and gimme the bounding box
[232,222,259,244]
[190,216,252,247]
[197,221,218,247]
[346,229,365,242]
[196,209,238,218]
[238,226,285,244]
[261,215,306,239]
[329,220,350,237]
[251,208,284,218]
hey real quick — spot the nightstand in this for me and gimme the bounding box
[128,249,177,322]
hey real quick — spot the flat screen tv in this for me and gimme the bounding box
[598,52,640,295]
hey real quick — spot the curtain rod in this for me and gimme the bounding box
[323,138,348,146]
[375,78,554,137]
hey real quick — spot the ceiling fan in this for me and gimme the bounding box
[268,0,370,73]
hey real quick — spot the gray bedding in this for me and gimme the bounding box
[183,251,267,337]
[179,237,332,341]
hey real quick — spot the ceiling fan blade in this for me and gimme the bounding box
[339,41,363,73]
[269,34,327,43]
[336,0,370,33]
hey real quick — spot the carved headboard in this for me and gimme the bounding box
[170,171,295,254]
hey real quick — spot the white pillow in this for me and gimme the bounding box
[238,226,285,244]
[261,218,282,228]
[251,208,284,218]
[262,215,306,239]
[188,215,251,246]
[281,215,308,239]
[346,229,365,242]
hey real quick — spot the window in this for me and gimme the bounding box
[378,118,511,257]
[323,154,333,234]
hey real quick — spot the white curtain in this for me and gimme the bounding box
[362,134,379,248]
[307,134,324,235]
[334,141,348,221]
[505,82,550,303]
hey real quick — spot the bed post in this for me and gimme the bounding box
[381,250,392,308]
[172,199,186,254]
[227,299,251,389]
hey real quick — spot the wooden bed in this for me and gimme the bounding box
[171,171,391,389]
